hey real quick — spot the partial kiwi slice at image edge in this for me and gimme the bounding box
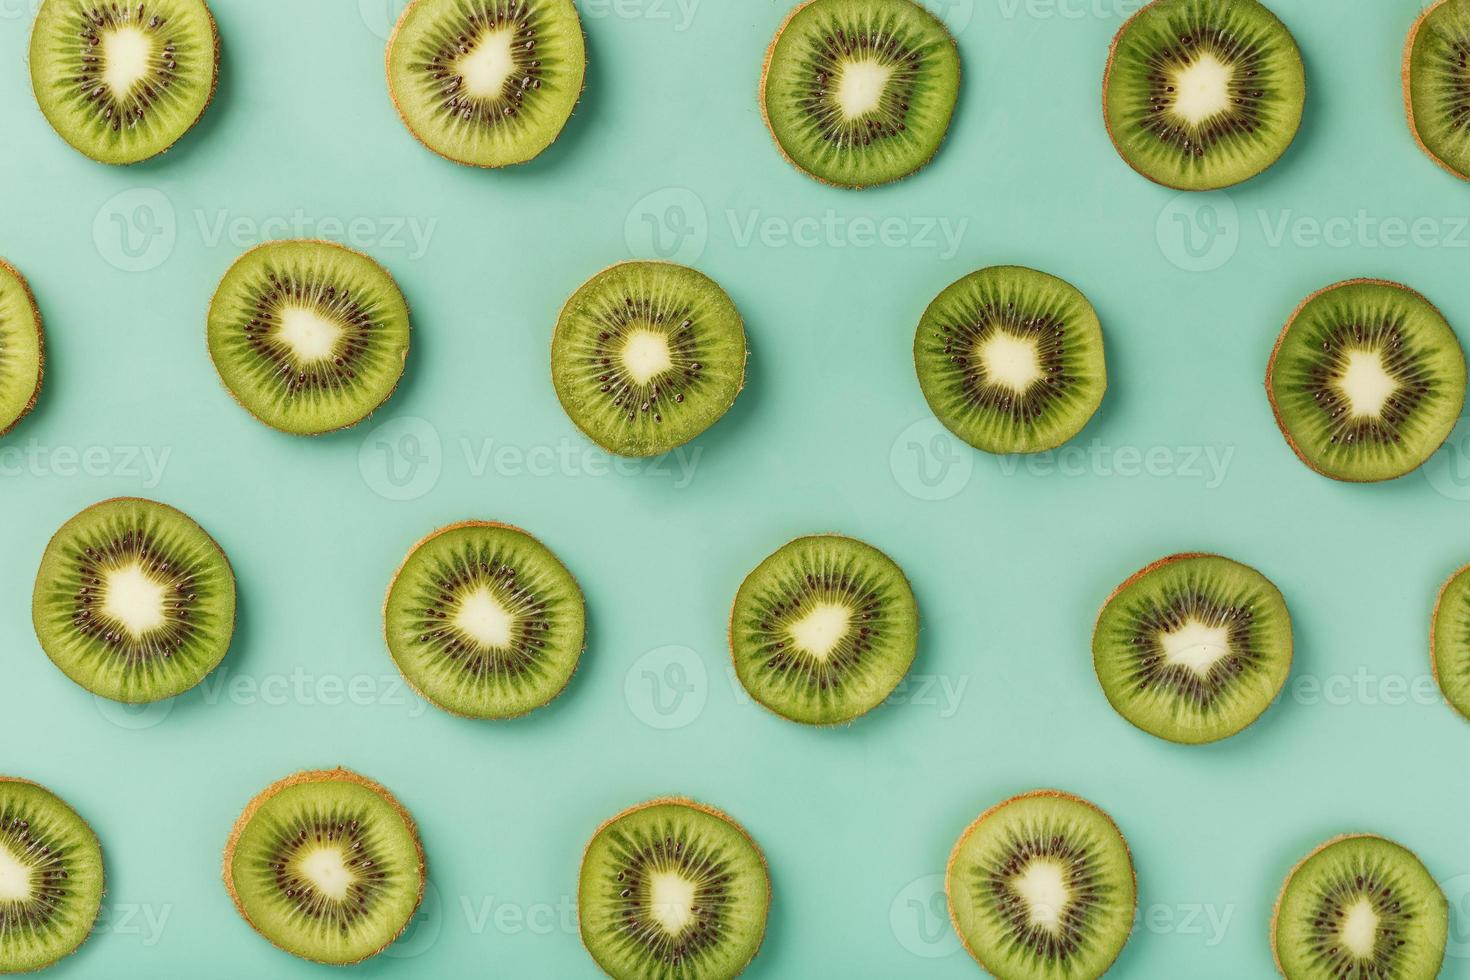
[945,790,1136,980]
[0,258,44,439]
[578,797,771,980]
[0,778,105,974]
[223,769,426,966]
[29,0,220,165]
[1430,562,1470,721]
[384,521,587,719]
[32,496,237,704]
[1271,834,1448,980]
[1267,279,1467,483]
[760,0,962,189]
[387,0,587,167]
[1405,0,1470,181]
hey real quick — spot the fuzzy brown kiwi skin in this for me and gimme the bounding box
[945,789,1137,977]
[758,0,961,191]
[382,520,588,720]
[1429,562,1470,722]
[1404,0,1470,182]
[222,768,427,966]
[578,796,772,980]
[1265,278,1460,484]
[727,533,920,728]
[206,239,411,437]
[0,776,105,974]
[0,258,44,440]
[385,0,588,169]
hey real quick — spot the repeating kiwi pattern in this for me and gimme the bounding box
[8,0,1470,976]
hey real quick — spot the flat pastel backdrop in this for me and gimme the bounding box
[4,0,1470,976]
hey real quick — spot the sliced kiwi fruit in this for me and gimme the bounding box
[207,240,412,436]
[387,0,586,168]
[914,266,1107,455]
[1093,553,1291,744]
[32,497,236,703]
[1405,0,1470,181]
[552,262,747,458]
[1103,0,1305,190]
[730,534,918,725]
[760,0,961,189]
[946,790,1136,980]
[0,778,104,974]
[579,797,770,980]
[0,259,43,439]
[1267,279,1467,483]
[29,0,219,165]
[1272,834,1448,980]
[224,769,425,965]
[1430,563,1470,721]
[385,521,586,719]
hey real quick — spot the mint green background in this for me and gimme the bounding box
[3,0,1470,976]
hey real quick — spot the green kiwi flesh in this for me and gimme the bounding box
[0,779,104,974]
[1431,563,1470,720]
[1406,0,1470,181]
[552,262,747,458]
[385,522,586,719]
[579,798,770,980]
[388,0,586,167]
[914,266,1107,455]
[1103,0,1305,190]
[1272,835,1448,980]
[1267,280,1467,483]
[946,791,1136,980]
[207,240,411,436]
[760,0,960,189]
[0,260,44,439]
[730,534,918,725]
[224,769,425,965]
[32,497,236,703]
[29,0,218,165]
[1093,553,1292,744]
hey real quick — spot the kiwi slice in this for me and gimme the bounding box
[32,497,236,703]
[1103,0,1305,190]
[551,262,747,458]
[224,769,426,965]
[1430,563,1470,721]
[1406,0,1470,181]
[0,778,104,974]
[730,534,919,726]
[387,0,586,168]
[207,240,412,436]
[1267,279,1467,483]
[1272,834,1448,980]
[578,798,770,980]
[0,259,43,440]
[1093,553,1292,744]
[946,790,1136,980]
[760,0,961,189]
[914,266,1107,455]
[29,0,219,165]
[384,521,586,719]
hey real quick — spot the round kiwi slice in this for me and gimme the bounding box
[387,0,586,168]
[760,0,961,189]
[1093,553,1292,744]
[1272,834,1448,980]
[1103,0,1305,190]
[1267,279,1467,483]
[551,262,747,458]
[384,521,586,719]
[578,797,770,980]
[1430,562,1470,721]
[32,497,236,703]
[207,240,412,436]
[29,0,219,165]
[0,778,104,974]
[0,259,44,440]
[730,534,919,726]
[1405,0,1470,181]
[946,790,1136,980]
[914,266,1107,455]
[224,769,426,965]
